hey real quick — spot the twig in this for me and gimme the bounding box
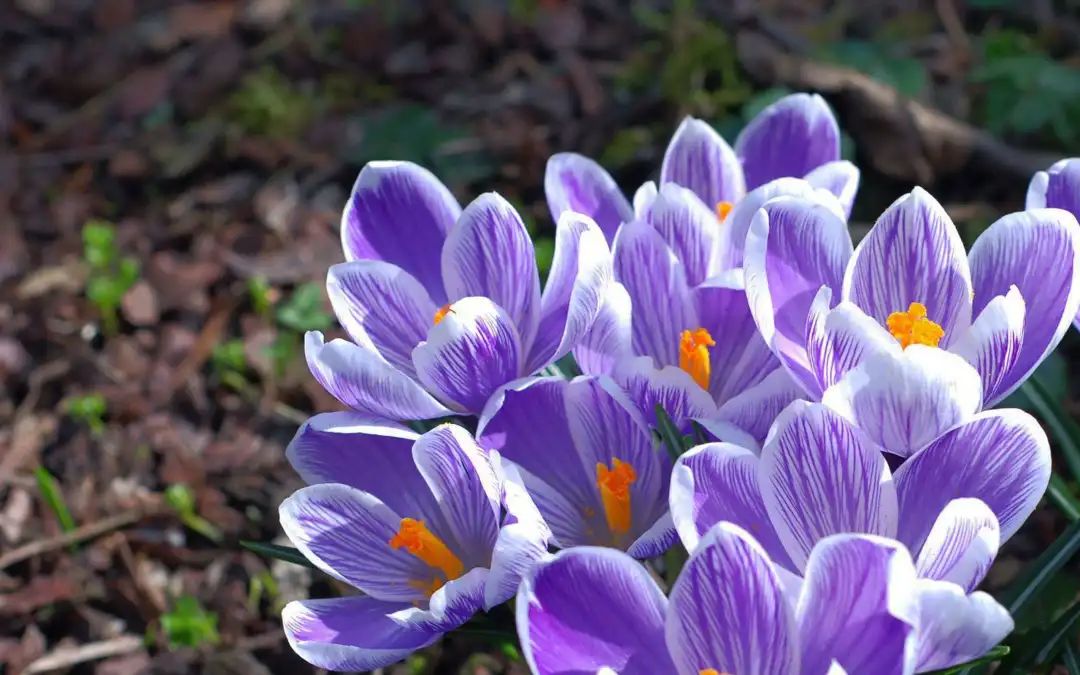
[0,507,159,570]
[23,635,144,673]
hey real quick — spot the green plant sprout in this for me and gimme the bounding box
[164,484,223,543]
[247,276,273,317]
[34,467,76,535]
[160,595,220,648]
[67,393,107,435]
[82,220,139,335]
[210,339,249,392]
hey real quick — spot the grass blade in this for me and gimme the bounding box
[923,645,1009,674]
[34,467,76,534]
[1021,376,1080,484]
[1048,473,1080,522]
[1000,519,1080,616]
[240,540,317,569]
[1063,640,1080,675]
[654,405,692,459]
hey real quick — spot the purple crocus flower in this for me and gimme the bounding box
[477,375,676,558]
[745,187,1080,410]
[518,521,1003,674]
[670,400,1045,670]
[1028,158,1080,328]
[545,93,858,243]
[308,161,612,420]
[279,417,549,671]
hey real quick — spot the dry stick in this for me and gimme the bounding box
[0,507,158,570]
[23,635,144,673]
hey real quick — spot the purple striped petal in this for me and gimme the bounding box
[632,181,658,217]
[670,443,794,569]
[914,498,999,593]
[545,152,633,243]
[719,177,845,273]
[894,409,1050,553]
[573,281,633,376]
[714,367,805,445]
[412,297,523,414]
[805,160,861,218]
[736,93,841,190]
[477,377,599,549]
[666,522,798,675]
[806,289,901,393]
[913,581,1013,672]
[843,188,973,346]
[760,401,898,569]
[1026,158,1080,215]
[284,413,438,514]
[613,220,696,367]
[411,425,501,570]
[661,117,746,210]
[282,596,442,671]
[967,208,1080,402]
[442,193,541,345]
[797,535,920,675]
[518,547,673,675]
[526,212,612,372]
[304,332,452,420]
[342,161,459,303]
[821,346,983,458]
[695,271,780,405]
[326,261,437,375]
[640,183,720,285]
[745,196,854,397]
[952,286,1026,408]
[279,483,433,602]
[566,377,672,552]
[613,356,719,430]
[485,462,552,608]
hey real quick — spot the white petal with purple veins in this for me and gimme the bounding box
[805,160,860,218]
[641,183,721,285]
[913,580,1013,672]
[613,356,719,430]
[573,280,633,376]
[736,93,841,190]
[914,498,999,593]
[821,346,982,457]
[305,332,452,420]
[714,367,805,446]
[545,152,633,243]
[952,286,1026,407]
[806,288,900,393]
[661,117,746,211]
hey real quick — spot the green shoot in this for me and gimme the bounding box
[160,595,219,648]
[67,393,107,436]
[164,484,223,543]
[34,467,76,535]
[275,282,332,333]
[82,220,139,335]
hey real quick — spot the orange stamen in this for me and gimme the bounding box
[596,458,637,536]
[679,328,716,391]
[433,304,452,325]
[389,518,464,594]
[886,302,944,349]
[716,201,734,222]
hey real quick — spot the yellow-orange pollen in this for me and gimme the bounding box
[679,328,716,391]
[699,670,730,675]
[595,458,637,536]
[715,201,734,222]
[433,304,452,325]
[389,518,464,596]
[886,302,944,349]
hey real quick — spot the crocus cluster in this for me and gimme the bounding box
[277,93,1080,674]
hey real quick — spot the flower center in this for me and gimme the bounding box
[389,518,464,596]
[679,328,716,390]
[700,670,730,675]
[715,201,734,222]
[595,458,637,536]
[886,302,944,349]
[433,303,452,325]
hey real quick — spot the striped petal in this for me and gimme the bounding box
[661,117,745,210]
[545,152,633,243]
[736,93,841,190]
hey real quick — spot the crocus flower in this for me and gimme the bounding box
[279,417,549,671]
[545,93,858,244]
[745,186,1080,408]
[1028,158,1080,328]
[518,521,1007,674]
[477,375,675,558]
[670,400,1045,669]
[307,161,612,420]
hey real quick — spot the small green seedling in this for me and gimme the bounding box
[247,276,273,317]
[164,484,223,543]
[211,339,248,391]
[34,467,76,535]
[160,595,219,648]
[67,393,107,435]
[82,220,139,335]
[275,282,332,333]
